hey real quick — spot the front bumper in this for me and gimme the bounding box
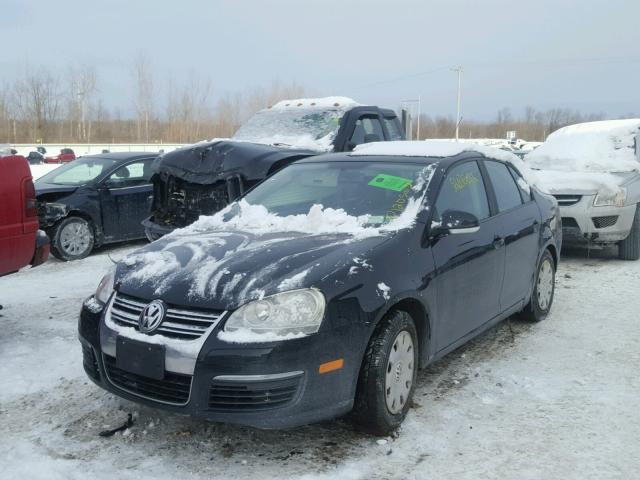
[557,195,636,245]
[78,296,359,429]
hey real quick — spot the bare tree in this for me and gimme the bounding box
[132,53,154,142]
[12,68,61,142]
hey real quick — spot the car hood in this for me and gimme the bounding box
[115,230,390,310]
[534,169,631,195]
[151,140,318,185]
[35,182,79,196]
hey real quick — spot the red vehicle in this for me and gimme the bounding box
[44,148,76,164]
[0,154,50,276]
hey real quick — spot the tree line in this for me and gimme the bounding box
[0,59,633,145]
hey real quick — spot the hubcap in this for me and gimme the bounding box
[60,221,91,256]
[536,259,554,311]
[384,330,415,414]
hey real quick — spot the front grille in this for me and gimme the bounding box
[593,216,619,229]
[110,293,224,340]
[103,355,192,405]
[82,344,100,381]
[208,375,301,411]
[561,217,580,229]
[553,194,582,206]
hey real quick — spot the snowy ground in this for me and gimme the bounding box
[1,243,638,479]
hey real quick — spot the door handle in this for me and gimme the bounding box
[493,236,505,249]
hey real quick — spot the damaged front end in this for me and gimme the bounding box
[143,140,315,238]
[145,173,246,233]
[37,201,70,229]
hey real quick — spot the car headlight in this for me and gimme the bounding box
[95,269,116,304]
[224,289,326,336]
[593,188,626,207]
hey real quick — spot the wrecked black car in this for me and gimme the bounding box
[35,152,157,261]
[143,97,405,239]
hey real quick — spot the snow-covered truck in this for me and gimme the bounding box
[526,119,640,260]
[142,97,405,239]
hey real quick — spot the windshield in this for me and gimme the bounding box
[244,161,431,224]
[232,108,346,151]
[36,157,118,185]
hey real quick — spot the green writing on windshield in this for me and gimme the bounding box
[368,174,412,192]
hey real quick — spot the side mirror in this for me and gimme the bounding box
[431,209,480,236]
[363,133,381,144]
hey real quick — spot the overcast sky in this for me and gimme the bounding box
[2,0,639,120]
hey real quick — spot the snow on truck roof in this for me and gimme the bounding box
[268,96,360,110]
[526,119,640,173]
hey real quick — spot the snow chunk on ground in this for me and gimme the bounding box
[270,96,359,110]
[526,119,640,173]
[218,328,307,344]
[377,282,391,300]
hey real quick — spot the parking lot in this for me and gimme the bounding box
[1,244,638,480]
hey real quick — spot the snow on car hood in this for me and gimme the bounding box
[525,119,640,174]
[116,230,388,311]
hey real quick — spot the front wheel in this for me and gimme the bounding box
[51,216,95,261]
[618,205,640,261]
[519,249,555,322]
[352,310,418,435]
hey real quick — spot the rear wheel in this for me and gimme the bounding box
[618,205,640,261]
[519,249,555,322]
[352,310,418,435]
[51,216,95,261]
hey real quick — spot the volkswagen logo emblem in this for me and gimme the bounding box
[139,299,166,334]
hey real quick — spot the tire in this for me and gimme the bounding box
[145,228,163,243]
[352,310,418,435]
[50,216,95,261]
[519,249,555,322]
[618,205,640,261]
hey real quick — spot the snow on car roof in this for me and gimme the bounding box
[352,140,542,191]
[526,119,640,173]
[269,96,360,110]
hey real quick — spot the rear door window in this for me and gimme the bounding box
[383,117,404,140]
[435,161,490,221]
[484,161,523,212]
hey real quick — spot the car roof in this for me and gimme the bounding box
[294,151,478,166]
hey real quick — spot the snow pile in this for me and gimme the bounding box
[526,119,640,173]
[174,168,435,240]
[269,96,359,110]
[353,140,543,191]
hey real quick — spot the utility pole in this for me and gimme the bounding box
[452,66,463,141]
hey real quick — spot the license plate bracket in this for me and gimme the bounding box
[116,337,165,380]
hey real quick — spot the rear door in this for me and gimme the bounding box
[482,160,540,311]
[431,160,505,351]
[99,159,154,241]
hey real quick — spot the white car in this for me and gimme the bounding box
[526,119,640,260]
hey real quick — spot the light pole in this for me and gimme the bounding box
[451,66,463,141]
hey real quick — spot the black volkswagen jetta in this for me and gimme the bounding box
[78,141,561,434]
